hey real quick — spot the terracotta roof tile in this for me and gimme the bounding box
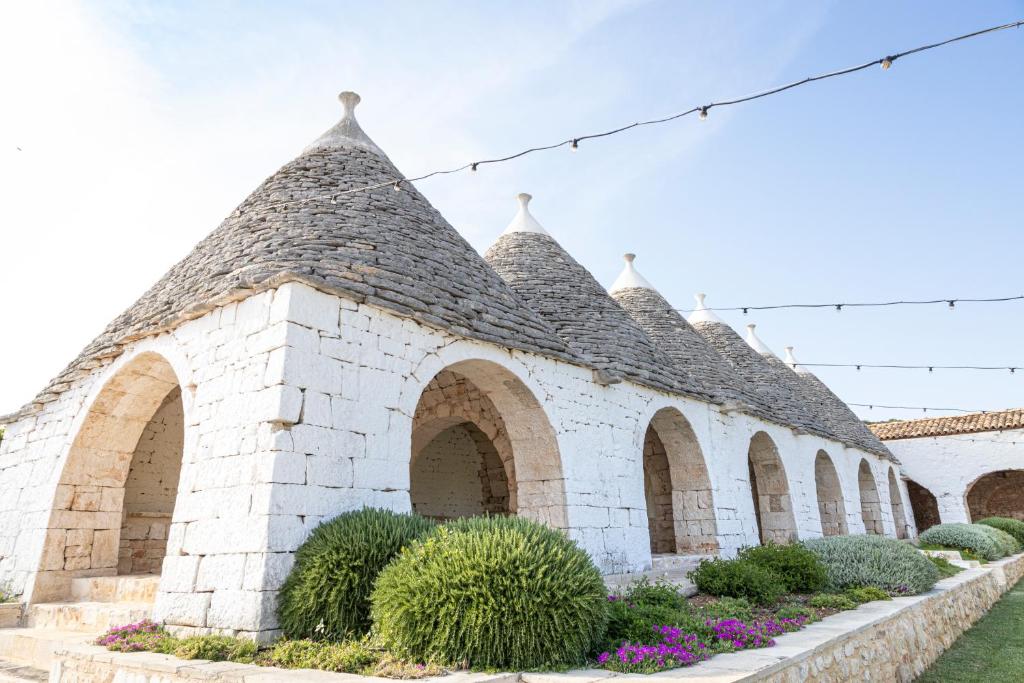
[868,408,1024,440]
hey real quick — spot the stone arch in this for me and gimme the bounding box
[409,358,567,528]
[966,470,1024,522]
[33,351,185,602]
[814,450,847,536]
[888,467,909,539]
[642,407,718,555]
[747,432,797,544]
[857,460,884,534]
[906,479,941,533]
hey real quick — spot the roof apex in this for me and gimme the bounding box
[687,293,726,325]
[745,323,776,357]
[302,90,385,157]
[502,193,551,236]
[609,253,656,293]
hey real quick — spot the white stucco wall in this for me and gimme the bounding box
[0,281,902,638]
[886,430,1024,524]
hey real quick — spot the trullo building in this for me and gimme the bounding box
[0,92,910,639]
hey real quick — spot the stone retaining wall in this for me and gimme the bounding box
[48,553,1024,682]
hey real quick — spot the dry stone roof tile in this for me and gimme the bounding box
[6,93,577,419]
[869,407,1024,441]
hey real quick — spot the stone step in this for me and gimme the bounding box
[650,553,712,572]
[0,628,93,671]
[0,657,48,682]
[25,602,151,633]
[69,574,160,604]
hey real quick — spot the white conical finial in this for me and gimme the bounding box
[784,346,810,374]
[687,293,726,325]
[609,253,656,293]
[745,324,776,357]
[303,90,385,155]
[502,193,551,235]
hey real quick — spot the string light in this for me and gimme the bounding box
[262,19,1021,203]
[470,163,479,172]
[627,293,1024,315]
[793,363,1021,373]
[850,403,987,414]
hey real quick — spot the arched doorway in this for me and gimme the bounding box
[409,360,566,528]
[906,479,941,533]
[858,460,884,535]
[747,432,797,544]
[642,408,718,554]
[966,470,1024,521]
[888,468,909,539]
[34,352,184,602]
[814,451,847,536]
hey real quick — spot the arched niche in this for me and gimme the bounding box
[747,432,797,544]
[814,450,847,536]
[858,460,884,535]
[887,467,909,539]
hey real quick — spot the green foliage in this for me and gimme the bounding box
[844,586,891,604]
[688,558,785,606]
[170,635,259,663]
[737,543,828,593]
[266,638,379,673]
[775,603,819,624]
[977,517,1024,546]
[277,508,436,639]
[603,579,696,648]
[622,578,689,611]
[919,524,1003,561]
[803,535,939,594]
[976,524,1020,556]
[928,556,964,579]
[698,597,753,623]
[370,515,608,671]
[808,593,856,611]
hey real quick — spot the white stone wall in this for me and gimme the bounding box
[887,429,1024,524]
[0,280,903,637]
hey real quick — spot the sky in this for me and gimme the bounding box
[1,1,1021,420]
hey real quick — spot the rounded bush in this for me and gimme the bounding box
[976,524,1020,556]
[977,517,1024,547]
[803,535,938,594]
[919,523,1003,561]
[688,558,786,606]
[277,508,436,639]
[737,543,827,593]
[370,515,608,670]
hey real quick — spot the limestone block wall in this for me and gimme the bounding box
[0,280,906,639]
[887,428,1024,524]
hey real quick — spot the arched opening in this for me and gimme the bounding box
[747,432,797,544]
[887,467,909,539]
[642,408,718,555]
[906,479,941,533]
[409,360,566,528]
[814,451,847,536]
[34,352,184,602]
[966,470,1024,522]
[857,460,884,535]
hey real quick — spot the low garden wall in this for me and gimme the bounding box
[49,553,1024,683]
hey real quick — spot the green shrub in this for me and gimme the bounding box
[976,524,1020,556]
[775,603,819,623]
[803,535,938,594]
[604,579,695,648]
[844,586,891,604]
[688,558,785,606]
[277,508,435,639]
[266,638,379,673]
[698,596,753,623]
[621,577,689,611]
[738,543,827,593]
[928,556,964,579]
[977,517,1024,546]
[919,523,1003,561]
[370,516,608,670]
[171,635,259,663]
[808,594,856,610]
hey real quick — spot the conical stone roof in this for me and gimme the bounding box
[608,255,775,416]
[783,347,893,459]
[687,298,827,436]
[485,195,710,399]
[9,92,576,417]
